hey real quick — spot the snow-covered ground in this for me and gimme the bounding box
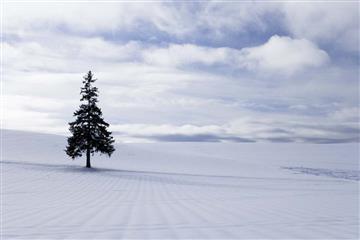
[1,129,359,239]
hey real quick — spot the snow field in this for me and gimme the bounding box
[1,130,359,239]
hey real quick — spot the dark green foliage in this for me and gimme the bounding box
[66,71,115,167]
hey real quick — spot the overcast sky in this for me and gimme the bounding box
[2,1,359,143]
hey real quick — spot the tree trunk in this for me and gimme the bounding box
[86,148,91,168]
[86,94,91,168]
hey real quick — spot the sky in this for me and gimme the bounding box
[2,1,359,143]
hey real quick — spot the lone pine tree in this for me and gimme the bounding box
[66,71,115,168]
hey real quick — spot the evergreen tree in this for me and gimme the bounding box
[66,71,115,168]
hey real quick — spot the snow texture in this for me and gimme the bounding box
[283,167,360,181]
[1,129,359,239]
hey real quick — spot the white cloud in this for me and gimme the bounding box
[3,37,143,74]
[2,95,70,135]
[197,2,278,37]
[4,2,273,38]
[110,110,359,143]
[238,35,329,74]
[143,36,329,75]
[227,113,358,142]
[5,33,329,77]
[330,107,359,122]
[282,2,359,52]
[5,3,136,34]
[143,44,230,67]
[112,124,224,136]
[4,2,358,54]
[3,3,196,37]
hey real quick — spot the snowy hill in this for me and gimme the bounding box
[1,129,359,239]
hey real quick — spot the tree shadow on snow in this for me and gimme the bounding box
[1,160,343,190]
